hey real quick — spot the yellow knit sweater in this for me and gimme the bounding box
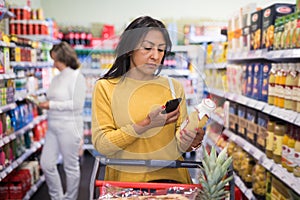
[91,76,192,183]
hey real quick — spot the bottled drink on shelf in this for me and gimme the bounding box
[266,119,275,159]
[273,121,286,164]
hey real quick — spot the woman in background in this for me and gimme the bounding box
[40,41,86,200]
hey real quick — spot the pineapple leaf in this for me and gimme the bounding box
[198,146,233,200]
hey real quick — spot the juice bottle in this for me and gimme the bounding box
[278,64,288,108]
[268,63,277,105]
[274,63,281,106]
[286,125,296,173]
[273,122,286,164]
[266,119,275,159]
[284,63,297,110]
[293,127,300,177]
[281,124,291,169]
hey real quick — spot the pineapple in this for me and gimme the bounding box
[197,146,233,200]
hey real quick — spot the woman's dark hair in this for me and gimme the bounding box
[101,16,172,79]
[50,41,80,70]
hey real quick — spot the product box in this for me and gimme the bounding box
[252,63,262,100]
[237,104,247,138]
[262,3,295,50]
[229,101,238,133]
[257,112,268,151]
[250,10,263,50]
[241,64,248,96]
[260,63,271,102]
[246,108,257,145]
[241,3,257,52]
[246,63,254,97]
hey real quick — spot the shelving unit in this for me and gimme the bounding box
[0,26,54,198]
[204,44,300,198]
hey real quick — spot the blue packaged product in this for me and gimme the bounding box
[260,63,272,102]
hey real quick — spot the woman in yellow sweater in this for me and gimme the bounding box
[92,16,204,184]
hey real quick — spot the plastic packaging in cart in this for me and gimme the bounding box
[98,182,200,199]
[180,98,216,132]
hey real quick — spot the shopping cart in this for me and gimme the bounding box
[89,155,235,200]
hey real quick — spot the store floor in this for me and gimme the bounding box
[30,151,197,200]
[31,150,95,200]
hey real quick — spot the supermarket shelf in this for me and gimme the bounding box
[233,172,256,200]
[0,114,47,148]
[23,175,46,200]
[206,88,300,126]
[10,61,53,68]
[74,47,115,54]
[205,63,227,69]
[0,73,16,80]
[160,69,191,77]
[223,129,300,195]
[227,49,300,61]
[0,139,45,182]
[0,103,17,114]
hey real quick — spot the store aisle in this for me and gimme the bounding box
[31,150,95,200]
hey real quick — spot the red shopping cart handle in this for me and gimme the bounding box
[99,157,202,168]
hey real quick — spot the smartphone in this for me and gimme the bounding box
[162,98,182,114]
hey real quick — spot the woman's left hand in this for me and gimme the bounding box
[39,101,50,110]
[179,128,205,152]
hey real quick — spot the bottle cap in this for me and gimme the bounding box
[195,98,216,119]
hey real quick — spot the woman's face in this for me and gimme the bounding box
[130,30,166,77]
[51,52,66,71]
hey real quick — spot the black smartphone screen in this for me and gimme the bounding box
[162,98,182,114]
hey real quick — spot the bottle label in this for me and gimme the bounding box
[266,131,274,151]
[281,144,288,164]
[294,150,300,175]
[273,135,283,155]
[286,148,295,167]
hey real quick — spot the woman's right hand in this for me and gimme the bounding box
[133,106,180,134]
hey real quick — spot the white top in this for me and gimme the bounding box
[46,67,86,121]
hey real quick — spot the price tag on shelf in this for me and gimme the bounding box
[263,104,275,114]
[270,107,280,118]
[254,49,263,58]
[3,136,10,144]
[11,161,18,169]
[273,50,283,58]
[0,171,6,179]
[255,101,266,110]
[245,190,254,199]
[294,114,300,126]
[247,98,257,108]
[9,134,16,140]
[230,134,237,142]
[261,157,274,171]
[6,166,13,173]
[243,144,251,153]
[236,95,248,105]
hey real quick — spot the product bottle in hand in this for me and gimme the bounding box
[180,98,216,132]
